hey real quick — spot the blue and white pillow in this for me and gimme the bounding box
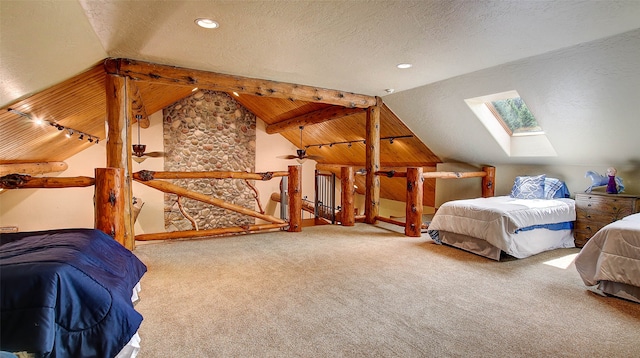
[543,177,570,199]
[510,174,546,199]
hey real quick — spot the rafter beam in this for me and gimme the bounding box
[104,58,377,109]
[265,106,364,134]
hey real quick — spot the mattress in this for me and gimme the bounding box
[428,196,576,259]
[574,213,640,302]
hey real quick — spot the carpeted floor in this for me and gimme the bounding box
[133,223,640,357]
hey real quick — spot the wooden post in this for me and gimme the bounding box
[95,168,126,246]
[341,166,355,226]
[482,166,496,198]
[105,74,135,250]
[365,97,382,224]
[405,167,423,237]
[288,165,302,232]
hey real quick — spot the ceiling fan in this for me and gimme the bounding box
[278,126,322,163]
[132,115,164,163]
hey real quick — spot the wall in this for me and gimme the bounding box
[383,29,640,169]
[162,91,256,231]
[0,140,105,231]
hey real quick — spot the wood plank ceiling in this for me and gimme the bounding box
[0,59,441,205]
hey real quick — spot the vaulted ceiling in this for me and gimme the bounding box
[2,0,640,172]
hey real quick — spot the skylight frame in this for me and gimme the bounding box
[464,90,556,157]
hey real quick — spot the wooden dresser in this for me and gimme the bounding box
[574,192,640,247]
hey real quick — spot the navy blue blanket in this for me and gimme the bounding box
[1,229,147,357]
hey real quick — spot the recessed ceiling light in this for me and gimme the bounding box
[397,63,412,69]
[195,18,219,29]
[385,89,395,94]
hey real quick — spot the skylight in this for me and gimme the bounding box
[465,90,556,157]
[487,97,542,135]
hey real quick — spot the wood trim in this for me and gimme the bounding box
[104,58,377,108]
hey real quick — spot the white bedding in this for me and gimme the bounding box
[428,196,576,258]
[574,213,640,302]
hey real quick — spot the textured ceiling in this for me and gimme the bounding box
[1,0,639,169]
[3,1,640,106]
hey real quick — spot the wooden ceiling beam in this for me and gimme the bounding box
[265,106,364,134]
[104,58,377,109]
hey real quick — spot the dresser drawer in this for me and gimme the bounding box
[573,192,640,247]
[575,195,636,217]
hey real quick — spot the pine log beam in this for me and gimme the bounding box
[482,166,496,197]
[135,223,288,241]
[340,166,355,226]
[133,170,287,181]
[287,165,302,232]
[0,174,95,189]
[0,162,68,176]
[265,106,365,134]
[134,178,286,224]
[405,167,423,237]
[375,216,405,227]
[104,58,377,109]
[94,168,126,246]
[105,74,135,251]
[365,97,382,224]
[375,170,489,179]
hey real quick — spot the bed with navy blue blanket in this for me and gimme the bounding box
[0,228,147,357]
[427,175,576,260]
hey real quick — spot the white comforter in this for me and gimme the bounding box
[428,196,576,254]
[574,213,640,289]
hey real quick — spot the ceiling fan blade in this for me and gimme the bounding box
[305,155,323,161]
[144,151,165,158]
[278,155,300,159]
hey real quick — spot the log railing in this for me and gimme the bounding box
[131,167,301,241]
[299,165,495,238]
[0,165,304,248]
[0,168,128,247]
[373,166,495,237]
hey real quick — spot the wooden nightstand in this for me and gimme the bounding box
[574,192,640,247]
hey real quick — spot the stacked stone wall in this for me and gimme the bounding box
[162,90,256,231]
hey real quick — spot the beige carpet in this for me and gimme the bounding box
[133,223,640,357]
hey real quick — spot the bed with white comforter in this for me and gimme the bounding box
[427,196,576,260]
[574,213,640,303]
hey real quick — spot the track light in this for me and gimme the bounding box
[7,108,101,144]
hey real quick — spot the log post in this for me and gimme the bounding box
[365,96,382,224]
[95,168,126,247]
[105,74,135,250]
[288,165,302,232]
[482,166,496,198]
[340,166,355,226]
[405,167,423,237]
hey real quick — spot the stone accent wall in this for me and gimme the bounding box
[163,90,256,231]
